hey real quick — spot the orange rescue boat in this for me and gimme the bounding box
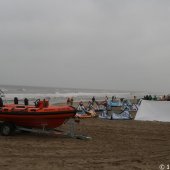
[0,99,76,135]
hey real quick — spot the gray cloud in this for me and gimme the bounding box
[0,0,170,93]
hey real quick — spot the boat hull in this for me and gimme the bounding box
[0,106,76,129]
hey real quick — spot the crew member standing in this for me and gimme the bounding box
[92,96,95,105]
[14,97,18,104]
[0,97,3,107]
[24,98,29,105]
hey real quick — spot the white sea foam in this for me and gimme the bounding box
[4,92,131,99]
[0,88,8,92]
[0,85,147,104]
[55,92,131,98]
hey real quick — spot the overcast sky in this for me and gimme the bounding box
[0,0,170,92]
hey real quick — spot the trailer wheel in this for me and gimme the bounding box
[0,123,15,136]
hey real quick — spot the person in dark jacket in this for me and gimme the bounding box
[0,97,3,107]
[24,98,29,105]
[92,96,95,105]
[14,97,19,104]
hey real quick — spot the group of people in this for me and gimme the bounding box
[160,95,170,101]
[143,95,157,101]
[76,96,110,112]
[14,97,29,105]
[66,97,74,105]
[143,95,170,101]
[0,97,29,107]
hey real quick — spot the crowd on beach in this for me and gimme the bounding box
[66,95,136,106]
[143,94,170,101]
[66,94,170,114]
[1,94,170,108]
[66,96,110,106]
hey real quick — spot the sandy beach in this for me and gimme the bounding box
[1,0,170,169]
[0,115,169,170]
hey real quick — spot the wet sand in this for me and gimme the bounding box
[0,118,169,170]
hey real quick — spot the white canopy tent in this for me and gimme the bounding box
[135,100,170,122]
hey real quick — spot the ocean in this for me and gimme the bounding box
[0,84,147,105]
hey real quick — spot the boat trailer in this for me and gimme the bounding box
[0,119,91,140]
